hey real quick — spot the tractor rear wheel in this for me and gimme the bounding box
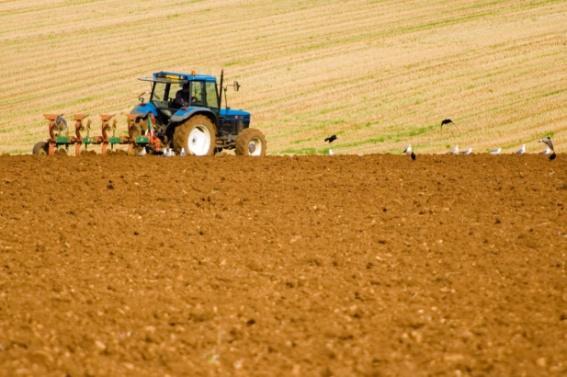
[235,128,267,156]
[173,115,216,156]
[32,141,48,156]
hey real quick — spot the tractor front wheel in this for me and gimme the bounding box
[235,128,267,156]
[32,141,48,156]
[173,115,216,156]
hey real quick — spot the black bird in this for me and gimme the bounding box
[440,118,454,129]
[324,134,337,143]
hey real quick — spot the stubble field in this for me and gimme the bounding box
[0,0,566,155]
[0,154,565,376]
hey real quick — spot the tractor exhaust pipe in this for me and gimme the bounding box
[218,69,224,109]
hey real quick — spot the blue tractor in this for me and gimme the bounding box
[131,70,266,156]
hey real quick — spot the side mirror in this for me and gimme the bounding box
[233,81,240,92]
[138,91,147,104]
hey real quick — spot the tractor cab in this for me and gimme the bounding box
[140,72,219,125]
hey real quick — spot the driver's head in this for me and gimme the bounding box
[182,82,189,91]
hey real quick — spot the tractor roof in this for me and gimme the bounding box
[152,71,216,82]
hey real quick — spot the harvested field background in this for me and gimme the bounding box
[1,0,566,155]
[0,155,565,376]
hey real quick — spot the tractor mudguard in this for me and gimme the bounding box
[131,103,158,118]
[170,107,217,125]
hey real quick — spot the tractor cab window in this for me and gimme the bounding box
[191,81,205,106]
[170,81,184,100]
[151,81,188,108]
[151,81,181,109]
[205,82,218,109]
[170,81,187,108]
[151,82,167,106]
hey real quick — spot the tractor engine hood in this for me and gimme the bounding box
[220,108,250,119]
[220,108,251,128]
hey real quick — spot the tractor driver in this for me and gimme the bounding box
[174,82,190,107]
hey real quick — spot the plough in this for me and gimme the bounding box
[33,113,162,156]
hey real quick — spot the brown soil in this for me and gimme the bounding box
[0,155,565,376]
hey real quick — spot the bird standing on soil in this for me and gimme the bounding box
[516,144,526,155]
[462,147,473,155]
[540,136,556,160]
[490,147,502,155]
[162,147,175,157]
[541,136,554,150]
[403,144,416,160]
[325,134,337,156]
[450,145,460,155]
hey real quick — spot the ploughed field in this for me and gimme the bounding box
[2,0,566,155]
[0,155,565,376]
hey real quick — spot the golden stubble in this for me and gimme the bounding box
[0,0,565,154]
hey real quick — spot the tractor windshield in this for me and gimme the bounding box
[150,81,185,108]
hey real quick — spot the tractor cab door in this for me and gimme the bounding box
[190,81,219,113]
[150,81,176,124]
